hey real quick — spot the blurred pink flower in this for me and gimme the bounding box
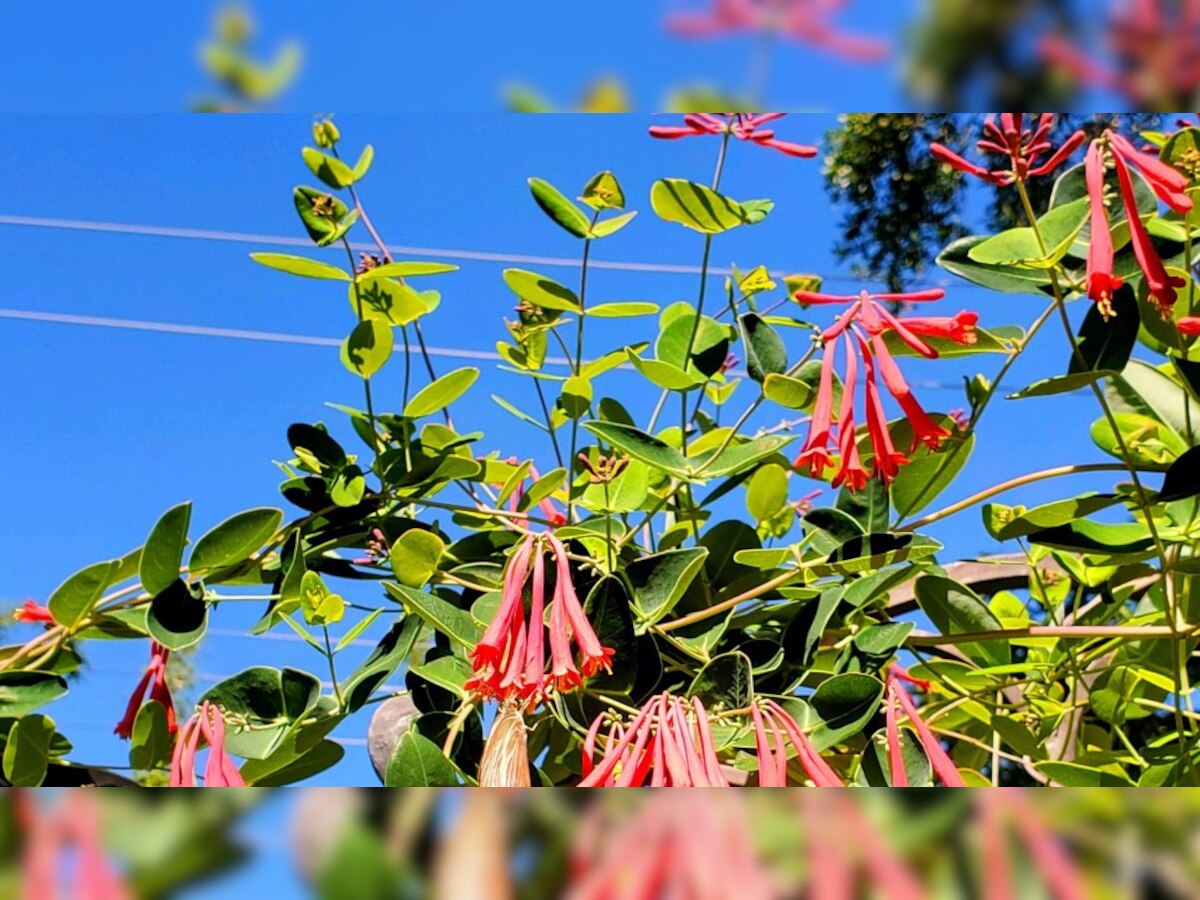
[667,0,889,61]
[1178,315,1200,335]
[886,665,965,787]
[114,640,177,740]
[169,701,245,787]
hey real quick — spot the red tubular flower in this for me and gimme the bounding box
[752,700,845,787]
[885,666,965,787]
[1084,141,1123,316]
[650,112,817,158]
[169,701,245,787]
[1111,145,1186,317]
[1109,132,1193,213]
[114,641,177,740]
[579,692,728,787]
[931,114,1085,186]
[1178,316,1200,335]
[13,599,54,624]
[468,533,613,704]
[792,289,960,489]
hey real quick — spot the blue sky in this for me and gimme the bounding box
[0,113,1141,891]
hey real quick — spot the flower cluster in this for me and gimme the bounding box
[666,0,888,61]
[114,640,176,740]
[1085,130,1193,318]
[579,692,727,787]
[467,533,614,703]
[565,792,778,900]
[751,699,844,786]
[884,665,965,787]
[168,701,245,788]
[793,288,978,490]
[930,113,1085,186]
[649,113,818,158]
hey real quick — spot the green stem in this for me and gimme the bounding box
[322,625,344,708]
[566,213,599,522]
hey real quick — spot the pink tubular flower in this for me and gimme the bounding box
[649,113,817,158]
[467,533,613,704]
[884,666,965,787]
[168,701,245,787]
[13,599,54,624]
[930,114,1086,186]
[791,289,963,489]
[20,793,132,900]
[751,699,844,786]
[114,640,177,740]
[1178,316,1200,335]
[666,0,888,61]
[507,463,568,527]
[579,692,728,787]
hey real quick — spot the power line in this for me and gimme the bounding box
[0,306,968,390]
[0,212,983,289]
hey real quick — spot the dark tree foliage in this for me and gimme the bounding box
[823,114,968,292]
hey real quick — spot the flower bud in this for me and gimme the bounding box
[312,119,340,148]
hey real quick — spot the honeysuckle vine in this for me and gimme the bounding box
[5,112,1200,788]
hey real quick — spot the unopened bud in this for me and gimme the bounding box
[312,119,341,148]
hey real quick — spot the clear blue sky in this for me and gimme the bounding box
[0,114,1141,892]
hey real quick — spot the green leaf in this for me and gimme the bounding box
[201,666,323,760]
[528,177,591,238]
[1107,358,1199,445]
[389,530,446,589]
[1027,520,1153,555]
[242,739,344,787]
[0,672,68,716]
[936,235,1053,294]
[650,178,759,233]
[249,252,350,281]
[1008,370,1117,399]
[385,729,460,786]
[384,582,482,649]
[300,571,345,627]
[352,278,428,326]
[404,367,480,418]
[836,480,890,533]
[292,186,354,247]
[148,579,208,651]
[559,375,593,419]
[2,715,53,786]
[1158,445,1200,502]
[129,701,173,771]
[590,210,638,238]
[47,559,120,629]
[301,147,356,188]
[881,323,1021,359]
[503,268,581,313]
[580,171,626,210]
[692,434,794,479]
[983,493,1123,541]
[627,352,704,391]
[887,416,973,519]
[1069,284,1139,374]
[343,616,423,712]
[739,313,787,382]
[351,144,375,181]
[587,302,658,318]
[1035,761,1135,787]
[746,463,789,523]
[913,575,1010,667]
[583,421,689,475]
[341,318,393,379]
[807,673,885,751]
[140,501,192,596]
[584,577,638,694]
[688,652,753,710]
[968,198,1088,269]
[762,372,816,411]
[360,260,458,279]
[655,311,730,379]
[189,507,283,575]
[625,547,709,626]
